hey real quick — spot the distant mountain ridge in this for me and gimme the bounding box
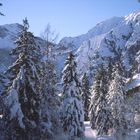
[0,23,22,49]
[1,11,140,83]
[56,11,140,80]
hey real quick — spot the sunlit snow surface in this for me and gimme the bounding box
[84,121,96,140]
[126,74,140,91]
[84,121,140,140]
[84,121,114,140]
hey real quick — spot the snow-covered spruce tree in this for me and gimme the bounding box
[0,74,10,140]
[61,52,84,140]
[0,73,9,94]
[2,18,44,140]
[39,29,61,139]
[41,58,61,139]
[0,94,10,140]
[89,67,101,130]
[108,63,130,139]
[81,73,91,121]
[90,64,113,135]
[45,62,61,134]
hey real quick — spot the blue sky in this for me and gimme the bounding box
[1,0,140,40]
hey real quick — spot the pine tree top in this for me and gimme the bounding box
[62,52,79,85]
[23,17,29,31]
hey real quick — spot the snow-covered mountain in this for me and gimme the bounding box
[0,23,22,49]
[0,23,22,72]
[55,11,140,80]
[58,17,123,50]
[55,17,123,76]
[1,11,140,81]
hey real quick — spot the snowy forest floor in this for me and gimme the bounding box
[84,121,140,140]
[55,121,97,140]
[55,121,140,140]
[55,122,113,140]
[84,121,113,140]
[84,121,96,140]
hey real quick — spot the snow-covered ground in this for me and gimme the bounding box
[84,121,140,140]
[55,121,140,140]
[84,121,114,140]
[84,121,96,140]
[55,121,96,140]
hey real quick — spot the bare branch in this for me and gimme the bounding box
[40,23,59,44]
[40,24,59,58]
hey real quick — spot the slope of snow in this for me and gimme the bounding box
[48,10,140,85]
[0,23,22,49]
[55,17,123,77]
[125,11,140,23]
[126,74,140,91]
[58,17,123,50]
[76,33,108,75]
[74,10,140,78]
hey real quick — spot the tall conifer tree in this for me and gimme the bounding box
[90,64,112,135]
[61,52,84,140]
[3,18,43,139]
[81,73,91,121]
[108,64,130,139]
